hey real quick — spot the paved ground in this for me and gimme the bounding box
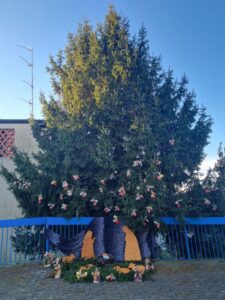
[0,260,225,300]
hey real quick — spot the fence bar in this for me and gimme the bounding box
[1,216,225,265]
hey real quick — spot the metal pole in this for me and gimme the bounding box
[31,48,34,118]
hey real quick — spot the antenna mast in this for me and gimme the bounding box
[17,44,34,118]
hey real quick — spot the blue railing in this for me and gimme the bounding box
[1,216,225,265]
[161,217,225,260]
[0,217,93,265]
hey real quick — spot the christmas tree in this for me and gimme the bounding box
[1,6,212,259]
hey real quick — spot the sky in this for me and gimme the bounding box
[1,0,225,171]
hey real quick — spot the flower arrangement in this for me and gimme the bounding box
[61,258,155,283]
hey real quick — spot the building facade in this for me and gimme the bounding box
[0,120,40,219]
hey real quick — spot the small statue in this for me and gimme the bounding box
[106,273,116,282]
[92,268,100,283]
[134,266,142,282]
[62,254,76,264]
[53,257,62,279]
[97,252,114,266]
[43,252,55,267]
[144,258,151,271]
[76,269,88,280]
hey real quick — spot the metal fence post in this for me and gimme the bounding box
[184,227,191,260]
[45,222,49,253]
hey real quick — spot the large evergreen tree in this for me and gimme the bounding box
[1,6,212,259]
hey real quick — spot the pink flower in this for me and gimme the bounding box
[150,265,155,270]
[146,185,151,192]
[48,203,55,210]
[175,200,182,208]
[114,206,120,211]
[59,194,63,200]
[155,160,161,166]
[136,193,144,200]
[146,206,153,213]
[38,194,43,204]
[169,138,176,146]
[157,173,164,181]
[204,199,211,206]
[72,175,79,181]
[104,207,111,213]
[90,198,98,206]
[118,186,126,197]
[131,209,137,217]
[51,180,57,186]
[203,186,210,193]
[67,190,73,197]
[80,191,87,198]
[61,203,67,210]
[154,221,160,229]
[146,185,155,192]
[132,160,142,167]
[62,181,69,189]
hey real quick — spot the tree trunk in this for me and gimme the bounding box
[136,229,150,259]
[89,217,105,257]
[105,218,125,261]
[147,230,158,259]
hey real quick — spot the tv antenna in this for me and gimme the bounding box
[17,44,34,118]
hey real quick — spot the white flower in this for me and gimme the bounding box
[114,206,120,211]
[90,198,98,206]
[51,180,57,186]
[127,169,131,177]
[169,138,176,145]
[151,191,156,199]
[132,160,142,167]
[48,203,55,210]
[99,187,104,193]
[212,204,217,211]
[113,215,120,224]
[204,198,211,206]
[61,203,67,210]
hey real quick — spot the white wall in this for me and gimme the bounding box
[0,123,38,219]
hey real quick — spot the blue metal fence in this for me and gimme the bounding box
[1,216,225,265]
[0,217,93,265]
[161,217,225,260]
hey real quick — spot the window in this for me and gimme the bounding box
[0,129,15,158]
